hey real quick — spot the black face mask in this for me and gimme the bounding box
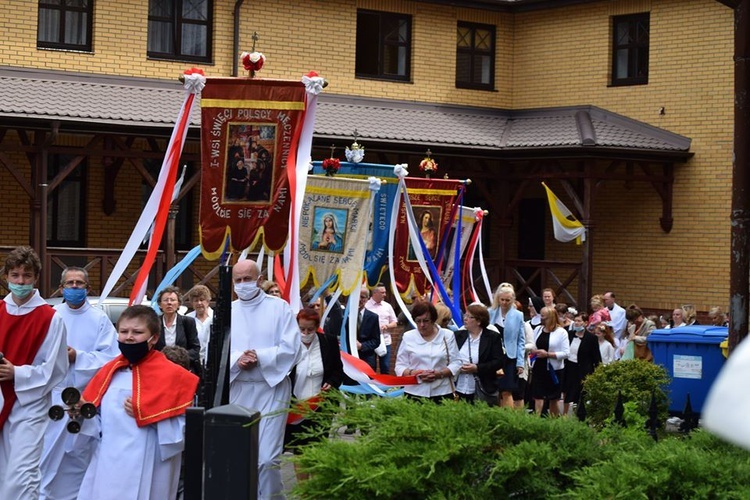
[118,337,153,365]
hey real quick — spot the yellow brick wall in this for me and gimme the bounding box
[511,0,734,312]
[0,0,736,312]
[0,0,513,107]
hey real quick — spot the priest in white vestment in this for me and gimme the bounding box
[0,246,68,500]
[40,267,119,500]
[229,260,301,499]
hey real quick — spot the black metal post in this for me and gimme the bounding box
[646,391,659,441]
[184,407,205,500]
[613,391,625,426]
[576,391,587,422]
[203,404,260,500]
[680,393,698,433]
[204,265,232,409]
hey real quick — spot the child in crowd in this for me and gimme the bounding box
[78,305,199,500]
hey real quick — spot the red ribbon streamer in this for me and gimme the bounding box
[341,351,419,386]
[461,215,483,311]
[286,394,323,425]
[274,253,287,296]
[129,93,194,305]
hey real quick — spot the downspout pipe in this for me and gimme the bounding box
[729,0,750,352]
[232,0,245,76]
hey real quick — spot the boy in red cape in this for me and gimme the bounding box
[78,305,199,500]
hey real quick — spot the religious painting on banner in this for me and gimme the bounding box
[199,78,307,259]
[394,177,462,298]
[311,161,398,286]
[299,175,374,295]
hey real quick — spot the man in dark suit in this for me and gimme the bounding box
[153,286,201,375]
[351,287,381,370]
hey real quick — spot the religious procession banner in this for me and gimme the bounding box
[441,206,479,290]
[299,175,377,295]
[311,161,398,286]
[393,177,463,298]
[199,78,307,259]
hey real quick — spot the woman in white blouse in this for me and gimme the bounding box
[396,301,461,401]
[284,308,343,479]
[530,306,570,416]
[595,322,617,365]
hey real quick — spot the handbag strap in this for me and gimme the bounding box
[467,331,473,364]
[443,335,457,395]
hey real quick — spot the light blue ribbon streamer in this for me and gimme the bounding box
[150,245,202,312]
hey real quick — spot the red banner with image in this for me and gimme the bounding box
[199,78,306,259]
[393,177,462,297]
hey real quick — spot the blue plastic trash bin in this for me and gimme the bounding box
[647,325,728,414]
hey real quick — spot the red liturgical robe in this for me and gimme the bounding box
[83,349,199,427]
[0,301,54,429]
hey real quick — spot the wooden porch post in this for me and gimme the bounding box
[40,183,49,294]
[497,178,511,287]
[579,164,596,307]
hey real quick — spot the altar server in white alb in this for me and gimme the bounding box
[77,305,199,500]
[229,259,301,499]
[0,246,68,500]
[40,267,118,500]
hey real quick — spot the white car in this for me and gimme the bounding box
[45,296,186,325]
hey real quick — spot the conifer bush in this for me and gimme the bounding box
[290,395,750,498]
[581,359,670,428]
[292,396,605,498]
[565,430,750,499]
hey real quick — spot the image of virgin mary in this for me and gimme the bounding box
[313,213,344,253]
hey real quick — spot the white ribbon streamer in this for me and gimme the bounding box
[98,90,196,306]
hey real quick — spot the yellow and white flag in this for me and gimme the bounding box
[542,182,585,244]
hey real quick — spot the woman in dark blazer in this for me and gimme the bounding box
[154,285,201,374]
[563,319,602,415]
[285,308,344,479]
[454,303,504,405]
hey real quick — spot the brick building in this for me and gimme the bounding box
[0,0,735,316]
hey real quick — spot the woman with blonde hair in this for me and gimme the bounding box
[488,284,526,407]
[530,306,569,416]
[260,280,282,298]
[708,307,729,327]
[435,303,455,331]
[682,304,698,326]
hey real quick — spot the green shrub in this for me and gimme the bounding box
[565,430,750,499]
[291,395,750,499]
[293,395,605,499]
[581,359,670,428]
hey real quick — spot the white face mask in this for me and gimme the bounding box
[301,332,316,344]
[234,281,260,301]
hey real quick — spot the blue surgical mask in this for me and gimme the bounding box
[62,287,88,307]
[8,283,34,300]
[572,325,584,333]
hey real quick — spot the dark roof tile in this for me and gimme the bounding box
[0,66,690,154]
